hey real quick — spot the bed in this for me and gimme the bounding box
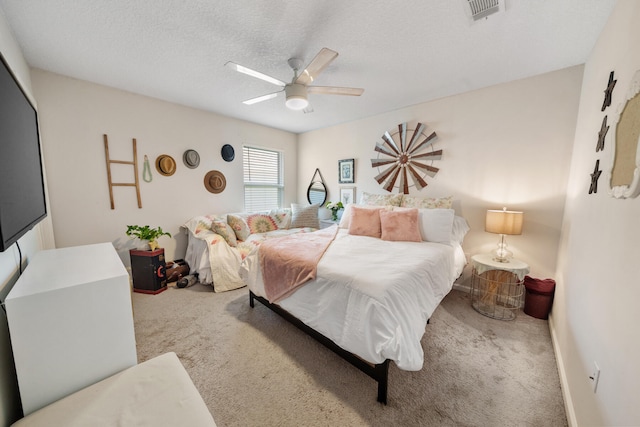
[239,204,469,403]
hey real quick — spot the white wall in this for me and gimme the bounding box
[30,70,298,266]
[298,66,583,283]
[0,9,54,426]
[553,1,640,425]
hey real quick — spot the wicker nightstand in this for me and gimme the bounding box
[470,254,530,320]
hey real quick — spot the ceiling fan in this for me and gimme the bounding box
[225,48,364,112]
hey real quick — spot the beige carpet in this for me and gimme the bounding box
[132,285,567,427]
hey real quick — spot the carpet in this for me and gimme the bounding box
[132,285,567,426]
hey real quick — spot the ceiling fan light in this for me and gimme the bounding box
[286,96,308,110]
[285,84,309,110]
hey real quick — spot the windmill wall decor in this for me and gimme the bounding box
[371,122,442,194]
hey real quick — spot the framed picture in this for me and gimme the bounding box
[338,158,355,184]
[340,187,356,206]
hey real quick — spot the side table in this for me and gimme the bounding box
[130,248,167,294]
[470,254,530,320]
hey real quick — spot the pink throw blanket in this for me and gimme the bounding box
[260,225,338,303]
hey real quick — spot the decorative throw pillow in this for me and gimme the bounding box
[227,213,251,241]
[211,218,238,247]
[416,208,455,244]
[348,206,384,238]
[267,208,292,229]
[379,209,421,242]
[400,195,453,209]
[359,191,403,207]
[291,204,320,229]
[247,214,279,234]
[339,203,390,229]
[182,215,215,237]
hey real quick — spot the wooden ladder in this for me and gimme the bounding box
[103,134,142,209]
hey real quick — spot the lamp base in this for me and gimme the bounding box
[492,241,513,263]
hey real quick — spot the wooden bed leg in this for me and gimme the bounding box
[249,291,255,308]
[376,360,390,404]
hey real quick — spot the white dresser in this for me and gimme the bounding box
[5,243,137,415]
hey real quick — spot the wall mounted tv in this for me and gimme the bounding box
[0,52,47,252]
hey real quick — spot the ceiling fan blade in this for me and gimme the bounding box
[225,61,286,87]
[295,48,338,85]
[307,86,364,96]
[242,91,281,105]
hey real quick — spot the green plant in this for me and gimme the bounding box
[325,201,344,221]
[125,225,171,242]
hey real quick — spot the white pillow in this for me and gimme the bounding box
[417,208,455,244]
[451,216,470,244]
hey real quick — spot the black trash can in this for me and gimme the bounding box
[523,276,556,319]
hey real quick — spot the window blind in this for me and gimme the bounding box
[243,146,283,211]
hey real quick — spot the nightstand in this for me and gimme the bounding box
[470,254,530,320]
[319,219,339,229]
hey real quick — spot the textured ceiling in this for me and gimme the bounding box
[0,0,617,134]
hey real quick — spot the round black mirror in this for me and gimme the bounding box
[307,181,327,205]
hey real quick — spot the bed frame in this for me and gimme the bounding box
[249,291,390,404]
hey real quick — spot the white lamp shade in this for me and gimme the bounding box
[485,209,523,235]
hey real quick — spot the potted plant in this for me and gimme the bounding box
[126,225,171,251]
[325,201,344,221]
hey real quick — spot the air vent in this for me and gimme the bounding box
[465,0,502,21]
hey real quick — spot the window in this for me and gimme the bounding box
[243,146,283,211]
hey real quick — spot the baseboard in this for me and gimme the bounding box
[548,312,577,427]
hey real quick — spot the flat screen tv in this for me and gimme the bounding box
[0,52,47,252]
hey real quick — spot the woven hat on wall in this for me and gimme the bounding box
[182,149,200,169]
[204,170,226,194]
[155,154,176,176]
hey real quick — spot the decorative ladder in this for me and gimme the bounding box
[103,134,142,209]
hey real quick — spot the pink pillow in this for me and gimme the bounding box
[348,206,383,238]
[380,208,421,242]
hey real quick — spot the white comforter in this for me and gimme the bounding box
[240,228,466,371]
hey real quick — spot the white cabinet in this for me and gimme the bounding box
[5,243,137,415]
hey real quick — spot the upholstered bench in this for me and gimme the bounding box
[12,352,216,426]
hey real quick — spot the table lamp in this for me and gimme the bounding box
[485,207,523,263]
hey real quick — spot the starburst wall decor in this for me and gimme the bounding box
[370,122,442,194]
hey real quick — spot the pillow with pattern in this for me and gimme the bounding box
[183,216,213,237]
[359,191,403,207]
[211,217,238,247]
[400,195,453,209]
[247,214,279,234]
[267,208,292,229]
[291,203,319,229]
[227,213,251,241]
